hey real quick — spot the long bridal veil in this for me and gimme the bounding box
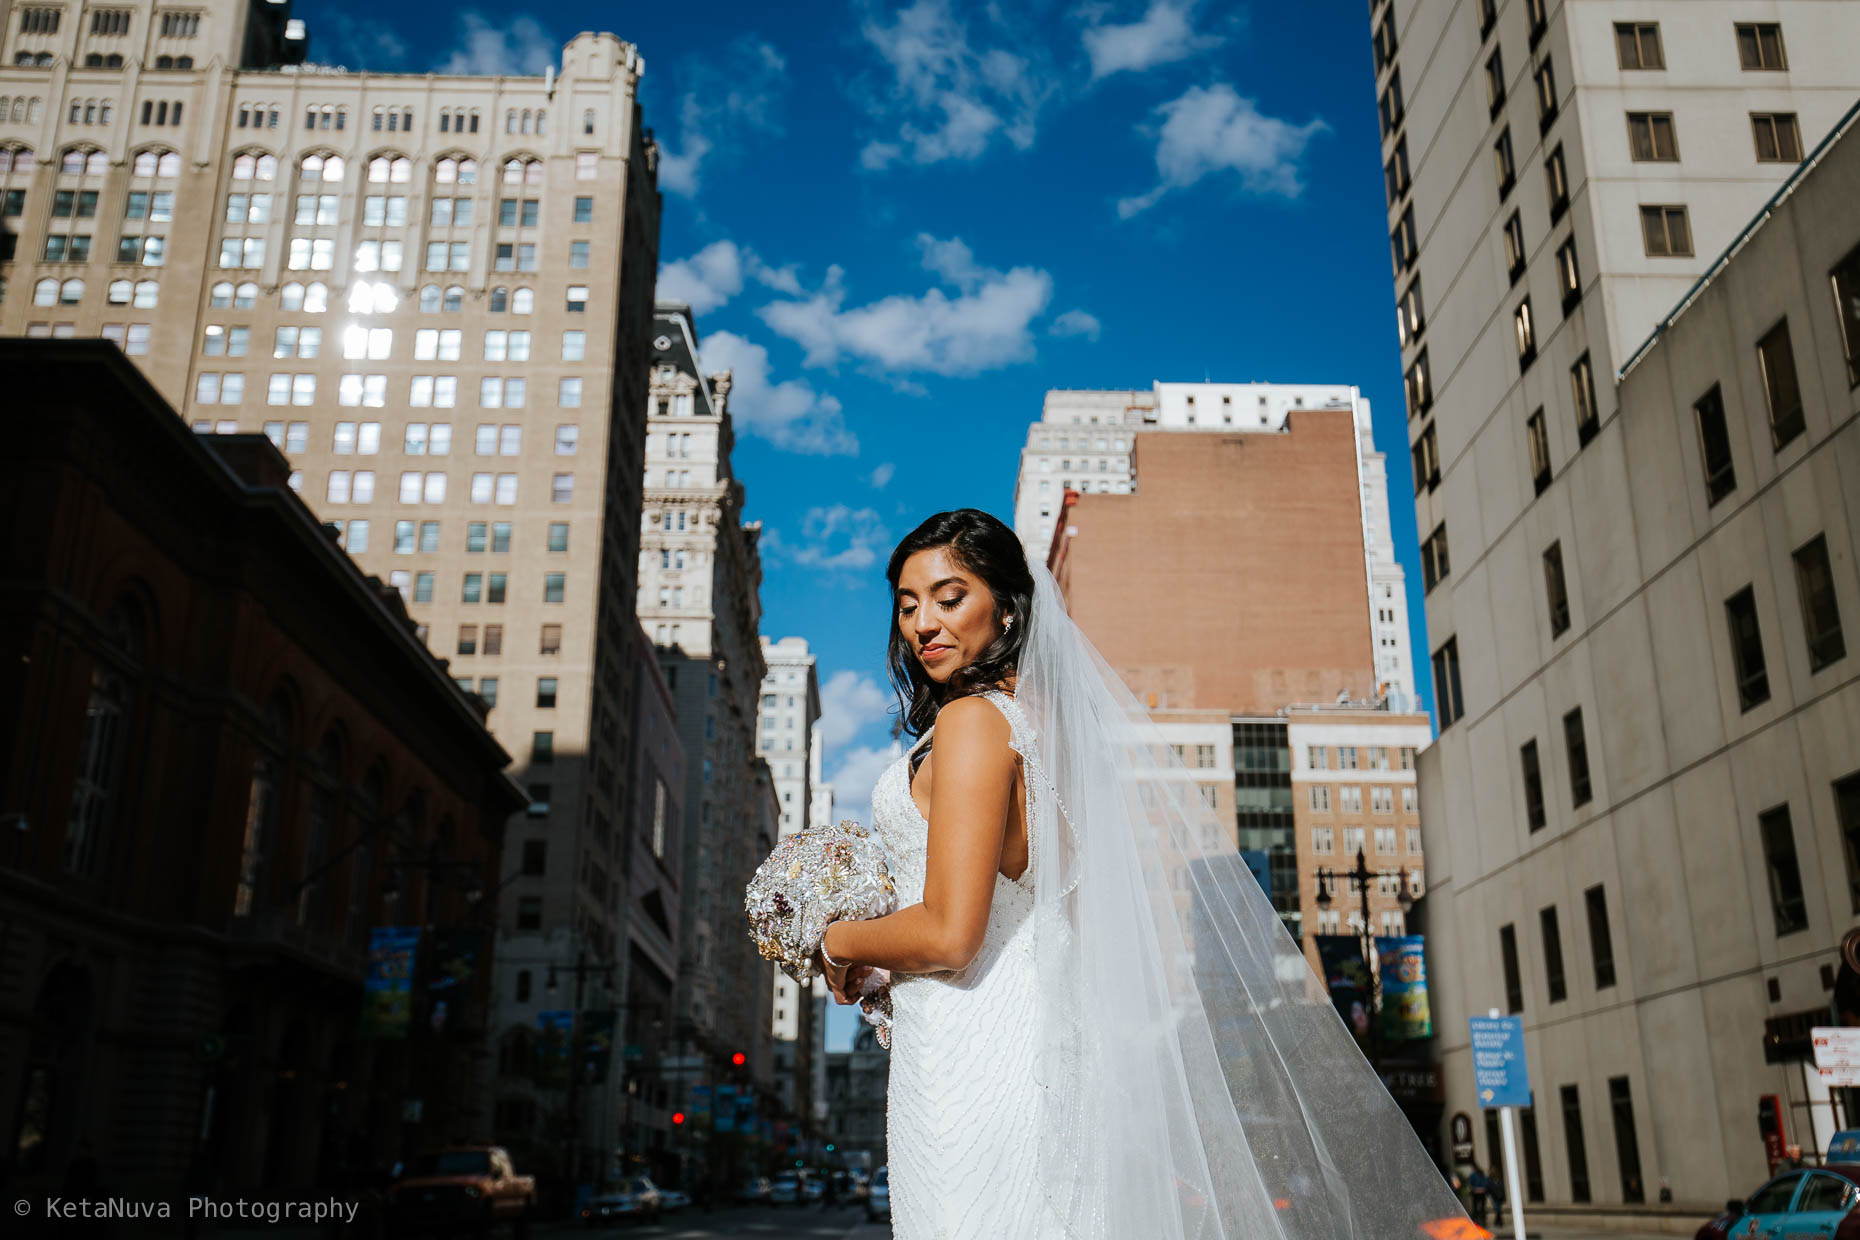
[1016,555,1469,1239]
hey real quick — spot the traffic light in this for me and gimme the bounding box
[825,1143,835,1153]
[731,1051,746,1067]
[672,1111,686,1126]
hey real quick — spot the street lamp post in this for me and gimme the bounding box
[547,951,614,1186]
[1314,847,1414,1066]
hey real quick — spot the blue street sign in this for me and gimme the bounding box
[1468,1015,1531,1109]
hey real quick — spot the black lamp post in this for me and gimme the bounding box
[1313,847,1414,1065]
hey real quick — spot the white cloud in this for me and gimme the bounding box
[436,13,556,77]
[827,742,905,830]
[819,670,894,752]
[869,462,896,489]
[319,14,409,69]
[700,330,859,455]
[778,504,893,571]
[1082,1,1222,79]
[858,0,1052,170]
[1050,309,1103,340]
[659,38,786,196]
[1117,83,1328,217]
[657,240,807,316]
[757,236,1054,379]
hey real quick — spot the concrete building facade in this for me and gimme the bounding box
[0,0,666,1182]
[1373,0,1860,1207]
[757,636,821,1130]
[1018,382,1417,706]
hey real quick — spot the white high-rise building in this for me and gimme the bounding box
[757,636,821,1122]
[1013,382,1417,707]
[1373,0,1860,1211]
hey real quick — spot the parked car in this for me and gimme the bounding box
[1696,1167,1860,1240]
[387,1146,535,1237]
[804,1175,827,1203]
[659,1187,691,1212]
[770,1173,802,1205]
[736,1176,772,1205]
[867,1166,890,1222]
[581,1178,662,1226]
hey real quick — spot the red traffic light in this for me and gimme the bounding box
[731,1052,746,1067]
[672,1112,686,1126]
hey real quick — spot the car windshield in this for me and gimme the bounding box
[408,1151,490,1177]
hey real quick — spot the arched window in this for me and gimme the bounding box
[502,157,542,187]
[488,286,507,313]
[512,287,534,315]
[536,109,546,135]
[370,106,384,132]
[520,109,532,135]
[439,111,451,134]
[582,109,595,136]
[234,692,294,918]
[231,151,277,181]
[299,153,345,183]
[59,279,84,305]
[108,279,134,304]
[66,599,144,877]
[33,278,58,306]
[365,155,411,183]
[443,285,464,312]
[433,156,478,186]
[234,282,257,309]
[134,280,159,308]
[211,281,235,308]
[0,144,34,172]
[505,109,517,135]
[419,284,441,313]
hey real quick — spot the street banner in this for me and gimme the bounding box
[1468,1014,1531,1108]
[1377,935,1432,1040]
[536,1010,573,1086]
[1814,1027,1860,1087]
[582,1010,617,1084]
[359,926,421,1038]
[426,928,482,994]
[714,1084,738,1133]
[689,1084,712,1118]
[1316,934,1375,1043]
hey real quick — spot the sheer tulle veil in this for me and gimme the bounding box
[1014,552,1469,1239]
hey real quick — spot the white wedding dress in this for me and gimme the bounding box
[872,689,1069,1240]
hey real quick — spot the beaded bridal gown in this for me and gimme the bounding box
[870,690,1069,1240]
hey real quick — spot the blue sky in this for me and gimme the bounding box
[313,0,1432,1048]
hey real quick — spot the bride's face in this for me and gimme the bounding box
[895,547,1005,684]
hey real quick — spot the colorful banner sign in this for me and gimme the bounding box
[581,1010,616,1084]
[1377,935,1432,1040]
[425,928,482,994]
[714,1085,738,1133]
[1315,934,1375,1043]
[536,1010,573,1086]
[359,926,421,1038]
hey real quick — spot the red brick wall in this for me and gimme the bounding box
[1056,412,1378,714]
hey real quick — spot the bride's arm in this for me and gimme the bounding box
[821,695,1014,978]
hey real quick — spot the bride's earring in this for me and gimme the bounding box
[1003,615,1014,630]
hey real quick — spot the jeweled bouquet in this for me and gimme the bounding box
[745,818,895,1046]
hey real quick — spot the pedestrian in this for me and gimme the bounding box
[1468,1164,1491,1226]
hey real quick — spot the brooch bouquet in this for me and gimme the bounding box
[745,819,896,1047]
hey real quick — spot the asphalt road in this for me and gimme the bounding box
[537,1204,889,1238]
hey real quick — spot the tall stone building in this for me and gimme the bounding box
[637,302,776,1103]
[0,0,664,1182]
[1017,382,1418,707]
[756,636,821,1131]
[1371,0,1860,1209]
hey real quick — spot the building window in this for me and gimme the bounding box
[1544,143,1569,222]
[548,523,569,553]
[1493,127,1516,197]
[1384,136,1411,206]
[1555,236,1581,311]
[1584,885,1616,988]
[1310,785,1330,813]
[1432,637,1463,728]
[457,624,477,655]
[1499,923,1524,1013]
[1562,1086,1592,1203]
[1540,906,1567,1003]
[1421,522,1450,592]
[1756,319,1806,450]
[516,897,542,930]
[1503,210,1525,283]
[1793,535,1846,671]
[1625,112,1678,162]
[540,624,562,655]
[1521,739,1546,831]
[1534,56,1558,131]
[1725,586,1770,711]
[1831,244,1860,388]
[1758,804,1808,936]
[1570,352,1599,445]
[1379,68,1404,137]
[1513,298,1536,368]
[531,732,554,764]
[1309,746,1328,770]
[1608,1077,1646,1203]
[536,677,557,709]
[1735,22,1787,70]
[1412,422,1439,494]
[1397,278,1424,347]
[1404,349,1432,420]
[1553,709,1591,815]
[1613,22,1663,69]
[1751,112,1803,163]
[1372,5,1397,73]
[1639,205,1692,257]
[1543,541,1570,637]
[1484,48,1505,116]
[544,572,565,603]
[1686,383,1737,506]
[1390,205,1417,273]
[1526,408,1551,494]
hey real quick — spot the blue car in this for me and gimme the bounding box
[1696,1167,1860,1240]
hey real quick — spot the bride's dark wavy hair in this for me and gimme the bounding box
[886,509,1034,739]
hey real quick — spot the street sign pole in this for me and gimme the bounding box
[1489,1008,1528,1240]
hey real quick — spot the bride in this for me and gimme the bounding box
[816,509,1470,1239]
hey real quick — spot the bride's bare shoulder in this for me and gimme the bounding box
[931,695,1013,745]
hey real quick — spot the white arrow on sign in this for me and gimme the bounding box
[1480,1088,1495,1103]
